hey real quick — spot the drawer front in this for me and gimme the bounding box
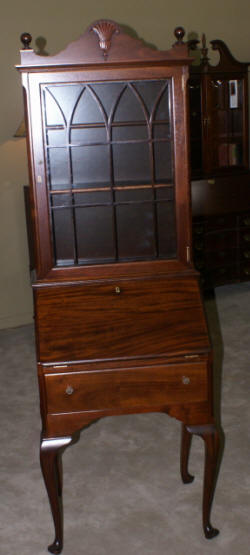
[35,277,209,362]
[44,362,208,414]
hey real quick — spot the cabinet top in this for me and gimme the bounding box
[17,19,191,70]
[188,34,249,74]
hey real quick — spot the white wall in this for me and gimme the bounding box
[1,0,250,328]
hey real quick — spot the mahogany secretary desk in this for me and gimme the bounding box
[17,21,221,553]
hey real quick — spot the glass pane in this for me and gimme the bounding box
[71,145,110,187]
[71,128,107,144]
[74,190,112,205]
[113,86,146,122]
[157,201,176,258]
[51,195,75,265]
[45,85,83,124]
[154,86,170,121]
[115,189,153,203]
[154,142,172,182]
[113,143,151,185]
[231,109,243,134]
[75,206,114,262]
[112,125,148,141]
[48,148,70,190]
[189,81,201,113]
[72,86,105,124]
[210,80,227,110]
[133,81,168,116]
[216,111,228,136]
[155,186,174,201]
[116,202,155,259]
[189,80,202,173]
[91,82,125,117]
[153,124,170,139]
[47,129,67,147]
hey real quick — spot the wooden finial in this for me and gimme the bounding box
[201,33,209,64]
[174,27,185,45]
[20,33,32,50]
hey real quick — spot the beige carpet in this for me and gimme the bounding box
[0,282,249,554]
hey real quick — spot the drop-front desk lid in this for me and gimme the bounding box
[35,274,210,364]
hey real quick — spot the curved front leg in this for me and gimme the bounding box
[187,424,220,539]
[180,424,194,483]
[40,436,76,554]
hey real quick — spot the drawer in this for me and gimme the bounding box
[44,361,208,414]
[35,277,209,362]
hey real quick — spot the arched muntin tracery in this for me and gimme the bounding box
[42,79,176,267]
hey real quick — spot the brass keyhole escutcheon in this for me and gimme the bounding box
[65,385,74,395]
[115,286,121,294]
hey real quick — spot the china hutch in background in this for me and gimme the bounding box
[189,35,250,288]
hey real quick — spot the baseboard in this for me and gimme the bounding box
[0,311,33,330]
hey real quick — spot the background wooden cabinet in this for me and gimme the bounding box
[189,36,250,288]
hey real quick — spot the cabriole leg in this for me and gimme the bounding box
[180,423,194,483]
[40,436,75,554]
[187,424,220,539]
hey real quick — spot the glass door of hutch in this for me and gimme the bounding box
[43,78,177,267]
[204,73,247,173]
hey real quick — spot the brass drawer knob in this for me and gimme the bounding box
[243,217,250,226]
[243,233,250,242]
[243,251,250,259]
[182,376,190,385]
[115,286,121,294]
[65,385,74,395]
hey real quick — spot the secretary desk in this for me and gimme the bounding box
[17,20,221,553]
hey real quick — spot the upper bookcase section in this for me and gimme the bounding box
[17,20,191,70]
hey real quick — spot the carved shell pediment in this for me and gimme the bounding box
[89,20,120,58]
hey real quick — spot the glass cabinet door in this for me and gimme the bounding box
[205,75,246,173]
[42,79,177,267]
